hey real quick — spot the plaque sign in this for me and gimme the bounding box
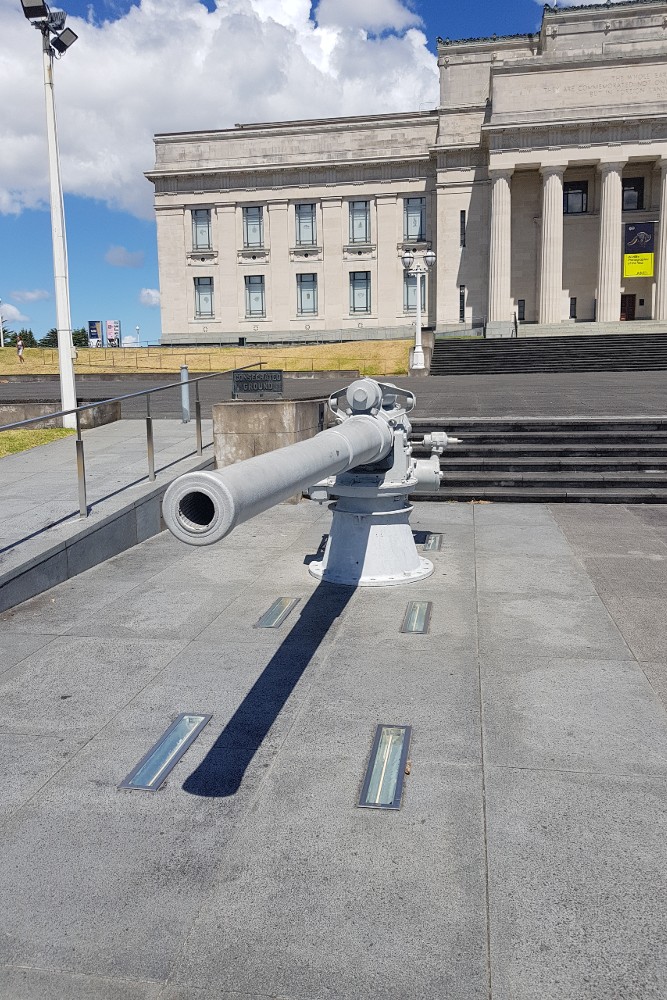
[232,369,283,399]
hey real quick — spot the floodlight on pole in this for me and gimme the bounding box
[21,0,77,428]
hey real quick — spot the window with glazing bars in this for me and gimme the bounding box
[245,275,265,316]
[459,285,466,322]
[563,181,588,214]
[350,271,371,313]
[295,203,316,245]
[349,200,370,243]
[192,208,211,250]
[194,276,213,318]
[243,206,264,247]
[623,177,644,211]
[297,273,318,314]
[460,209,466,247]
[403,197,425,241]
[403,272,425,313]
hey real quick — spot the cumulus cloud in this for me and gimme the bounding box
[314,0,421,33]
[0,302,29,323]
[10,288,50,302]
[139,287,161,307]
[105,245,145,268]
[0,0,438,220]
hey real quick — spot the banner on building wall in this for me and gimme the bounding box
[106,320,121,346]
[88,320,102,345]
[623,222,655,278]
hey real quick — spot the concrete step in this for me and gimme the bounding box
[414,486,667,503]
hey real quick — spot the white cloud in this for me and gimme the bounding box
[314,0,421,33]
[10,288,50,302]
[105,245,145,268]
[139,287,161,307]
[0,302,29,323]
[0,0,438,220]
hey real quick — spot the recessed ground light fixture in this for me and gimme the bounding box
[358,725,412,810]
[401,601,432,634]
[255,597,300,628]
[118,713,211,792]
[423,533,443,551]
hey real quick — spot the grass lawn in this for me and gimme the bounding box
[0,340,411,377]
[0,427,75,458]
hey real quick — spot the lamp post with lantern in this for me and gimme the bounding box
[401,247,436,371]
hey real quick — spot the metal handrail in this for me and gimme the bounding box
[0,363,263,519]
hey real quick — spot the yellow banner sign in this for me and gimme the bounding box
[623,252,654,278]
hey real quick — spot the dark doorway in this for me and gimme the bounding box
[620,294,636,321]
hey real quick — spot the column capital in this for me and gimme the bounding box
[488,166,514,181]
[539,164,566,179]
[597,161,625,176]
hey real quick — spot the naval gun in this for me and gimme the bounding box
[162,378,459,587]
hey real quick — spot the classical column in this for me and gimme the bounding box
[655,160,667,321]
[488,169,513,323]
[596,162,624,323]
[538,165,565,324]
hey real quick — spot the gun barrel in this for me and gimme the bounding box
[162,412,393,546]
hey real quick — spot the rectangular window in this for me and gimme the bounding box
[404,197,426,241]
[243,206,264,248]
[460,209,466,247]
[350,271,371,314]
[403,272,425,313]
[245,275,265,317]
[349,200,370,243]
[459,285,466,323]
[297,273,318,315]
[570,296,577,319]
[295,203,316,245]
[623,177,644,211]
[563,181,588,215]
[192,208,211,250]
[194,276,213,318]
[517,298,526,322]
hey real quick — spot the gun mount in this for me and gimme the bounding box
[162,378,460,587]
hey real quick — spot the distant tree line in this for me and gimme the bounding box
[3,327,90,348]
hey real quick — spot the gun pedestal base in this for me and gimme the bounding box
[308,498,433,588]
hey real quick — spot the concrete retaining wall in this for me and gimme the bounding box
[0,401,121,429]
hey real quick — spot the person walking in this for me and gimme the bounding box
[16,334,25,365]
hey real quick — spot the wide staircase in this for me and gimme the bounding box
[410,418,667,502]
[429,331,667,375]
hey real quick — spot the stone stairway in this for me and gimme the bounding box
[429,331,667,375]
[410,417,667,502]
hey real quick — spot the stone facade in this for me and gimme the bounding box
[147,1,667,345]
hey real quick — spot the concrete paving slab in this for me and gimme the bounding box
[0,968,161,1000]
[0,631,58,675]
[474,523,573,557]
[481,655,667,775]
[599,593,667,661]
[640,660,667,713]
[476,553,598,597]
[170,759,489,1000]
[486,766,667,1000]
[478,593,631,660]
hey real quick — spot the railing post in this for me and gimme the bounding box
[146,394,155,481]
[180,365,190,423]
[195,381,203,456]
[75,410,88,518]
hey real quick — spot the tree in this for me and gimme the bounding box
[39,328,88,348]
[72,328,89,349]
[39,328,58,348]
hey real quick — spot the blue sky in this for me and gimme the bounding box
[0,0,553,345]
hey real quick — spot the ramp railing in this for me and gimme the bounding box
[0,364,263,518]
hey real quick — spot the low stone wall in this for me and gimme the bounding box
[0,400,121,429]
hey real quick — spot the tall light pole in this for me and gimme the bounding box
[0,299,5,349]
[401,247,436,371]
[21,1,78,428]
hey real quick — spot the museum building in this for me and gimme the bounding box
[146,0,667,345]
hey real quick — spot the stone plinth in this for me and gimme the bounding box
[212,398,328,502]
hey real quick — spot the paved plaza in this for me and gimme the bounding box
[1,489,667,999]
